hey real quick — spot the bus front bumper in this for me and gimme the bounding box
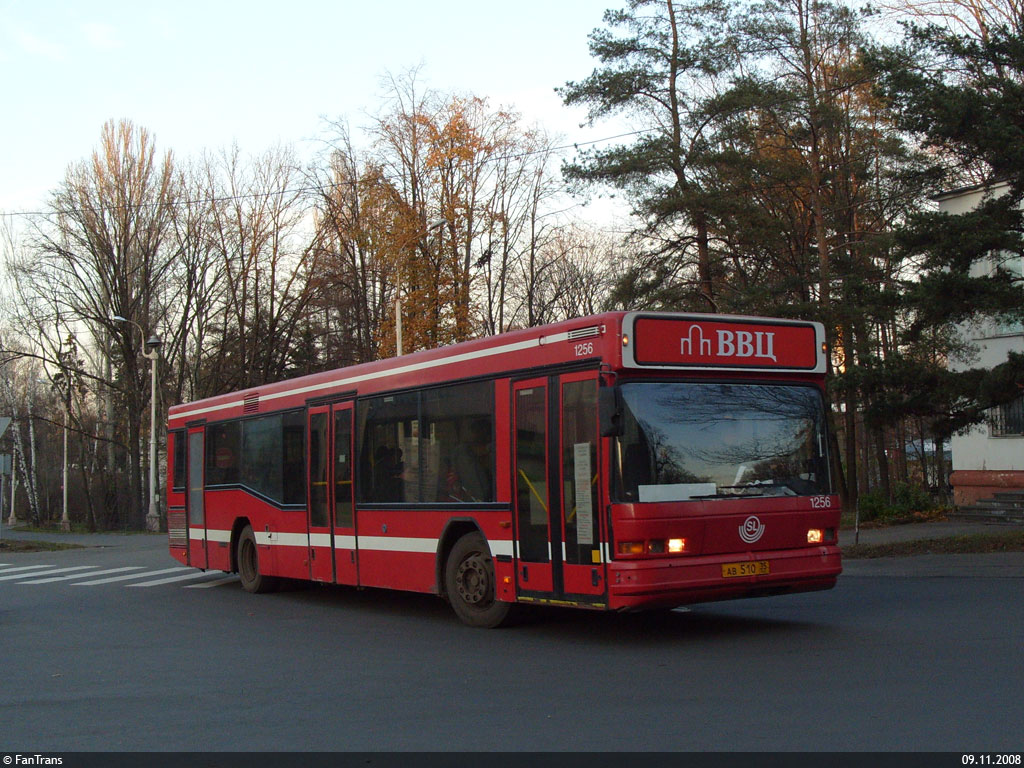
[606,545,842,611]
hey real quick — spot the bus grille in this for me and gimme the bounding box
[168,510,187,548]
[568,326,601,340]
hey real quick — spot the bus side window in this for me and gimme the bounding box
[171,430,186,492]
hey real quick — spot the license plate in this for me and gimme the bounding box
[721,560,770,578]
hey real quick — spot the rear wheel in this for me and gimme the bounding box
[445,532,512,628]
[237,525,279,594]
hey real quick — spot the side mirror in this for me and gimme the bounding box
[599,385,624,437]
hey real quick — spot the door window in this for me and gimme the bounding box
[515,386,549,563]
[188,431,204,526]
[309,412,329,528]
[561,379,599,565]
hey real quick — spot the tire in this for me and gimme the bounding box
[445,532,512,628]
[236,525,280,594]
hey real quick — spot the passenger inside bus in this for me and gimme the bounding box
[446,419,493,502]
[372,445,404,502]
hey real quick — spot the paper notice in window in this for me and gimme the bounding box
[574,443,593,545]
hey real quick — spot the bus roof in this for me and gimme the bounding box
[167,311,825,426]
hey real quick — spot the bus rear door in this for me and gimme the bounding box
[186,426,208,569]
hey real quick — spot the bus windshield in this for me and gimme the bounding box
[611,382,831,503]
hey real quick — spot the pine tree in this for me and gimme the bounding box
[871,21,1024,450]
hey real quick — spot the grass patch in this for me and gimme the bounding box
[9,524,150,535]
[0,539,84,552]
[844,530,1024,559]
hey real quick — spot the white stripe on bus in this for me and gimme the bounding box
[198,528,525,560]
[171,332,572,423]
[187,529,230,543]
[203,527,518,559]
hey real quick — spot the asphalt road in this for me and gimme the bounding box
[1,529,1022,752]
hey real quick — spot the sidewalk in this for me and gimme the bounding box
[838,518,1018,548]
[0,521,166,551]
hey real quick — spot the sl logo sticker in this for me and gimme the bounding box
[739,515,765,544]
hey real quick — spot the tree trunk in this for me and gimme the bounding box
[874,427,892,503]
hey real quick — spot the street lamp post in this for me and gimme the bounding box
[113,315,163,532]
[61,376,70,531]
[59,334,75,532]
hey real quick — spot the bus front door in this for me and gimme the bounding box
[557,372,606,600]
[513,379,554,594]
[513,374,607,605]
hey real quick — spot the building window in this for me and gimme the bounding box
[990,396,1024,437]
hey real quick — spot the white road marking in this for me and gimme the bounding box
[72,567,189,585]
[0,564,55,574]
[0,565,97,581]
[21,566,145,584]
[127,570,217,587]
[3,562,239,590]
[183,574,239,589]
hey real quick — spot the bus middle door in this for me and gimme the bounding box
[307,402,358,585]
[513,378,555,596]
[307,406,335,583]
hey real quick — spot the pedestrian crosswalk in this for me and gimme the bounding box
[0,562,239,589]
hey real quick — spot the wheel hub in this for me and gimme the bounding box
[456,555,489,605]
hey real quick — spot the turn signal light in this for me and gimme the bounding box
[618,539,690,556]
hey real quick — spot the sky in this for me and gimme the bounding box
[0,0,633,217]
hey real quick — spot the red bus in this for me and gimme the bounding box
[166,311,841,626]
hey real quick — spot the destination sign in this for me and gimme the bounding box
[630,316,822,371]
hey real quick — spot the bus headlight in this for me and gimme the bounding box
[667,538,687,553]
[807,528,824,544]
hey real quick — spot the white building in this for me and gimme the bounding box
[935,182,1024,507]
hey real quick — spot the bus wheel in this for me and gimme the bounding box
[237,525,279,594]
[445,532,511,628]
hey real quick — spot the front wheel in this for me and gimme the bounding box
[236,525,280,594]
[445,532,513,628]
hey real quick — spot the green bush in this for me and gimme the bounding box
[858,483,937,523]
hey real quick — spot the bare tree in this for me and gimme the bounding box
[201,143,321,391]
[10,119,179,528]
[877,0,1023,42]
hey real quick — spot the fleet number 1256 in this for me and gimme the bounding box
[574,342,594,357]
